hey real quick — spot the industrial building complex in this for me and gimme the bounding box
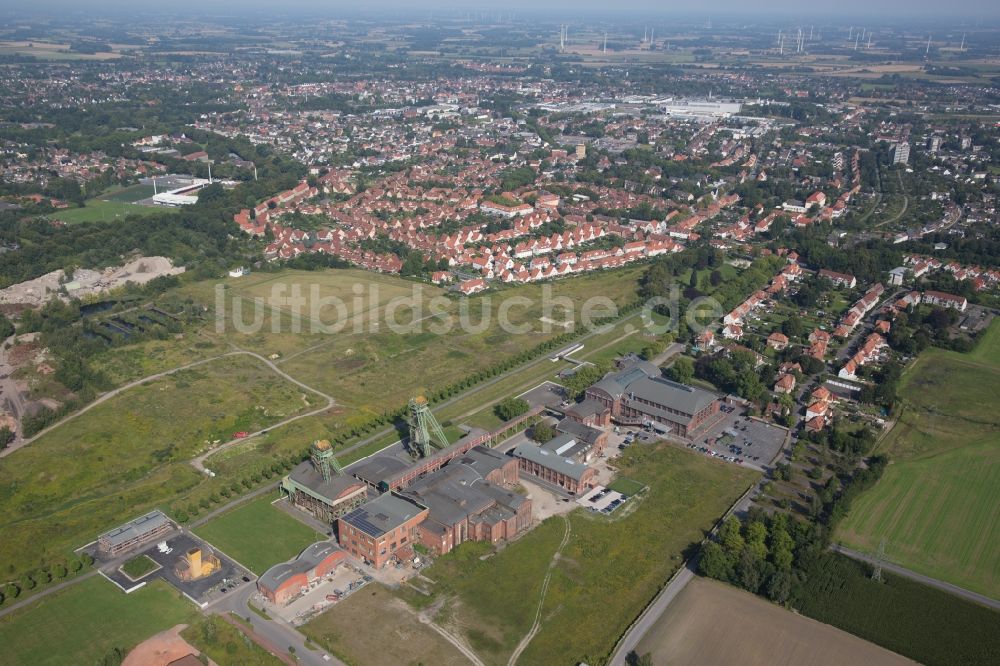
[583,358,720,437]
[275,377,721,568]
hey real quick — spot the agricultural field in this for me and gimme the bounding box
[836,322,1000,599]
[394,444,758,666]
[194,494,324,574]
[634,576,911,666]
[302,584,469,666]
[796,553,1000,666]
[0,576,196,666]
[0,354,314,577]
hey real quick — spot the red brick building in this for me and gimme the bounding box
[257,542,347,606]
[511,443,597,494]
[338,493,429,569]
[583,360,719,438]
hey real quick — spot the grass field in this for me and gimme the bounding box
[121,554,159,579]
[396,444,758,665]
[635,576,910,666]
[302,584,469,666]
[194,494,324,574]
[606,477,646,497]
[837,321,1000,599]
[0,355,313,578]
[0,576,196,666]
[182,615,283,666]
[47,198,171,224]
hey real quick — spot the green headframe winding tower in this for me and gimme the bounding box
[408,396,449,458]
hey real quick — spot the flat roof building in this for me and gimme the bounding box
[98,510,173,557]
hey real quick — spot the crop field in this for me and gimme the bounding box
[0,576,196,666]
[397,444,758,666]
[302,584,469,666]
[0,354,313,576]
[635,576,911,666]
[796,552,1000,665]
[194,494,324,574]
[837,322,1000,599]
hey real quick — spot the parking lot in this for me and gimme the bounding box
[517,381,568,411]
[577,485,630,514]
[100,532,252,606]
[691,407,788,471]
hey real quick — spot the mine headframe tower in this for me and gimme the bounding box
[408,396,450,458]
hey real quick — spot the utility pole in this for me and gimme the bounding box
[872,539,887,583]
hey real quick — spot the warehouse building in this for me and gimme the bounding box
[511,443,597,494]
[404,457,531,555]
[584,360,719,438]
[257,541,347,606]
[98,510,173,557]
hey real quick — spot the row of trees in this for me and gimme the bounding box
[0,552,94,607]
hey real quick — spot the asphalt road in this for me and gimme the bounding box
[211,583,344,666]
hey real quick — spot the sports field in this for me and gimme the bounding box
[634,576,912,666]
[47,198,170,224]
[0,354,313,579]
[194,494,324,574]
[0,576,196,666]
[395,444,758,666]
[837,321,1000,599]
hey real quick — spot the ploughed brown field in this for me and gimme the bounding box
[635,577,913,666]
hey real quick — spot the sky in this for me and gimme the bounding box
[2,0,998,21]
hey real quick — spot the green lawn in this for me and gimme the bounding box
[0,354,313,580]
[836,322,1000,599]
[607,477,647,497]
[120,554,159,579]
[397,444,758,665]
[47,197,172,224]
[194,494,324,574]
[0,576,196,666]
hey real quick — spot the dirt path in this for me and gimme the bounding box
[0,349,336,461]
[507,514,572,666]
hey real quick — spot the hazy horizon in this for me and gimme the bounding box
[0,0,998,22]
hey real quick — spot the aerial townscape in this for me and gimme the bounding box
[0,2,999,665]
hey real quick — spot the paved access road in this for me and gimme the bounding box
[210,582,345,666]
